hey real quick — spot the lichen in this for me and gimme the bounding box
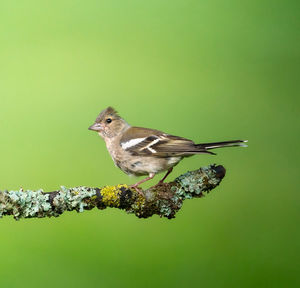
[158,200,173,217]
[52,186,96,213]
[0,189,50,219]
[100,184,128,207]
[0,186,96,219]
[0,165,225,220]
[174,165,218,201]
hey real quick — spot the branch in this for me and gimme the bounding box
[0,164,226,220]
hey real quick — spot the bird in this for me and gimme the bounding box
[88,107,247,192]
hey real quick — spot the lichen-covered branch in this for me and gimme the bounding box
[0,164,226,220]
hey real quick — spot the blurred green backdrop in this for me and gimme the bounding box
[0,0,299,287]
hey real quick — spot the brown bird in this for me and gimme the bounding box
[89,107,247,192]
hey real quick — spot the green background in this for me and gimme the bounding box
[0,0,299,287]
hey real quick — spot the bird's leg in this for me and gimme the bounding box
[157,167,173,185]
[130,173,155,195]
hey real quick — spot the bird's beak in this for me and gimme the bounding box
[88,122,103,132]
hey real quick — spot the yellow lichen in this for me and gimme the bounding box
[130,193,146,214]
[100,184,128,207]
[135,194,145,208]
[119,184,129,190]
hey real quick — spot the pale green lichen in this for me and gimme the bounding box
[174,166,218,201]
[0,189,51,218]
[0,186,96,219]
[158,200,173,217]
[52,186,96,213]
[0,165,224,220]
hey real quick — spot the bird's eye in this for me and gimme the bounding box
[106,118,112,124]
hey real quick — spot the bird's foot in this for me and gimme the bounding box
[151,179,167,189]
[146,181,166,192]
[129,184,145,196]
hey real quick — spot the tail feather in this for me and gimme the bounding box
[196,140,248,151]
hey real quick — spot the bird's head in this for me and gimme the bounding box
[88,107,129,139]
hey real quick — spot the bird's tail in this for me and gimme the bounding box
[196,140,248,155]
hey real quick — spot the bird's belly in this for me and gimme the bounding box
[105,139,181,176]
[119,156,181,176]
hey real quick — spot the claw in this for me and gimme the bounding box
[130,184,145,196]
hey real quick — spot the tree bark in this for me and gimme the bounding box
[0,164,226,220]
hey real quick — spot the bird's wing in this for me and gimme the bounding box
[120,127,213,157]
